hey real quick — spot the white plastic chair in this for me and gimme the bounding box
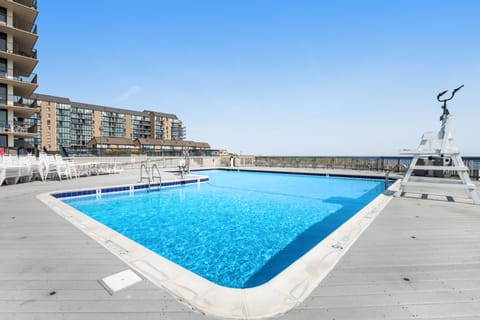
[40,154,58,180]
[26,154,45,181]
[65,159,78,179]
[2,155,21,185]
[54,155,70,180]
[0,162,5,185]
[17,156,33,183]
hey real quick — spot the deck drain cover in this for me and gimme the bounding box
[99,269,142,295]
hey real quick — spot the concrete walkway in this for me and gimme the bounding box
[1,168,479,319]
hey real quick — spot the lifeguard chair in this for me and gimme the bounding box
[395,85,479,205]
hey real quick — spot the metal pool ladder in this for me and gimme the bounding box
[140,161,162,187]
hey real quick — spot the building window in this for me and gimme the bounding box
[0,58,6,77]
[0,109,6,128]
[0,7,6,24]
[0,84,6,104]
[0,33,5,52]
[0,134,7,148]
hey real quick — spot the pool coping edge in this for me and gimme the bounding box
[37,175,401,319]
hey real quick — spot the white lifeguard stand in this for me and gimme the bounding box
[395,85,479,205]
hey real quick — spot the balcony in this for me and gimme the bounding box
[0,48,38,76]
[0,96,37,118]
[1,1,37,27]
[12,0,37,10]
[10,46,37,59]
[0,20,38,53]
[12,15,37,33]
[0,72,38,97]
[0,120,36,137]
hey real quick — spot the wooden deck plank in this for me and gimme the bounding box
[0,312,207,320]
[0,300,192,313]
[305,290,480,307]
[0,288,176,301]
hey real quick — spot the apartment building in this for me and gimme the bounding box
[0,0,38,150]
[29,93,207,155]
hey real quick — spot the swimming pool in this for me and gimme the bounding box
[62,170,385,288]
[41,169,397,318]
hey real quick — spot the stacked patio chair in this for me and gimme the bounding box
[55,155,70,180]
[0,154,81,185]
[0,155,31,185]
[39,153,80,181]
[17,156,33,183]
[24,154,45,181]
[39,153,58,181]
[64,158,78,179]
[0,162,5,186]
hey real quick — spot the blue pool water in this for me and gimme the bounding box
[63,170,386,288]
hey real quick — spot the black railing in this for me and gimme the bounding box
[8,46,37,59]
[13,0,37,9]
[250,156,480,179]
[4,73,38,84]
[14,96,37,108]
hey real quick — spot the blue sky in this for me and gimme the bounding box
[35,0,480,155]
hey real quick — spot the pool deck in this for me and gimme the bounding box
[1,167,480,319]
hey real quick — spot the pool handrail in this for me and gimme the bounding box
[139,161,162,187]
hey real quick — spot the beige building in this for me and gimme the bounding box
[29,93,207,156]
[0,0,38,150]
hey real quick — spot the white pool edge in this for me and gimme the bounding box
[37,178,401,319]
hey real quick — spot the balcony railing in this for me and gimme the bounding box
[12,0,38,10]
[0,72,38,84]
[12,17,37,35]
[0,121,36,134]
[13,96,37,108]
[8,46,38,59]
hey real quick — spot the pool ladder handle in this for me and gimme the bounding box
[384,166,396,190]
[384,163,407,191]
[151,164,162,184]
[139,162,162,188]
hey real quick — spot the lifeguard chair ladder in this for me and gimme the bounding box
[395,85,479,205]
